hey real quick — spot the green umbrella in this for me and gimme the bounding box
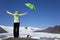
[25,3,36,11]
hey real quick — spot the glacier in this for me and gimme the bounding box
[0,25,60,40]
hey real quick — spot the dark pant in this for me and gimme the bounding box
[13,23,19,38]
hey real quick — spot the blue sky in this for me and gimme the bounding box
[0,0,60,28]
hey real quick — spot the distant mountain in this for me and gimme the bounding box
[0,27,8,33]
[33,25,60,34]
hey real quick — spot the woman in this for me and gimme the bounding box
[6,11,28,38]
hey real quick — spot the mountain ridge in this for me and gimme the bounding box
[0,26,8,33]
[34,25,60,34]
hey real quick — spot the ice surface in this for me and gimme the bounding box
[0,25,60,40]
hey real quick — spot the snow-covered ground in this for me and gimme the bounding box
[0,25,60,40]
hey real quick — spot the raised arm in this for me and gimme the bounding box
[19,11,28,16]
[6,11,14,16]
